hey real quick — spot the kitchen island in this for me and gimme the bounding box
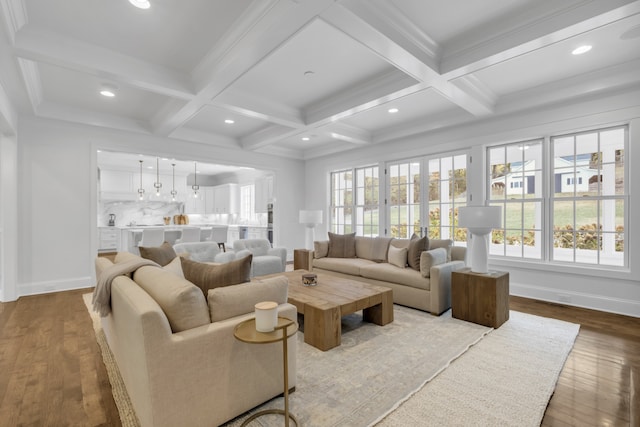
[116,225,230,253]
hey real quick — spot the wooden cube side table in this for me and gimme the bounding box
[451,268,509,328]
[293,248,313,271]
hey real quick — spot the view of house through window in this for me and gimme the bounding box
[487,125,627,267]
[489,139,544,259]
[551,126,626,266]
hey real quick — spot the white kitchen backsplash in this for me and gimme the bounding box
[99,201,183,227]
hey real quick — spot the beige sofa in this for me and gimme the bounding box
[95,252,297,427]
[311,236,466,315]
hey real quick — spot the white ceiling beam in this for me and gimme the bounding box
[441,0,640,79]
[324,123,371,145]
[213,88,305,128]
[13,27,195,100]
[321,4,495,117]
[166,127,241,150]
[0,0,27,44]
[152,0,338,137]
[240,124,297,150]
[496,59,640,115]
[304,70,419,124]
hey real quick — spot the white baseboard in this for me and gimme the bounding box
[19,276,93,298]
[510,282,640,318]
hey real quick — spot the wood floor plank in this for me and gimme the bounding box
[0,290,638,426]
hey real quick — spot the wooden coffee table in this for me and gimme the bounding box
[268,270,393,351]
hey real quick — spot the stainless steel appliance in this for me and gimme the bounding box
[267,203,273,244]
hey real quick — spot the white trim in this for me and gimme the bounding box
[510,281,640,318]
[18,276,93,298]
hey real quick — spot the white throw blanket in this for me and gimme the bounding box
[92,258,159,317]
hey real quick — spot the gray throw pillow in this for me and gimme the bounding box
[327,232,356,258]
[420,248,447,278]
[407,234,428,271]
[139,241,177,267]
[180,254,252,296]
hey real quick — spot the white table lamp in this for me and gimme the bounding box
[299,210,323,250]
[458,206,502,274]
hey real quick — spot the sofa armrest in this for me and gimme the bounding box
[267,247,287,270]
[429,260,466,315]
[235,249,252,260]
[214,251,236,263]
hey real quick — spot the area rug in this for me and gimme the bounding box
[83,294,578,426]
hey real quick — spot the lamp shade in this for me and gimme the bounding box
[458,206,502,232]
[299,210,323,225]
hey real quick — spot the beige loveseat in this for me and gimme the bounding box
[95,252,297,427]
[311,235,466,315]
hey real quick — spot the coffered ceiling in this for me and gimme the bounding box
[1,0,640,160]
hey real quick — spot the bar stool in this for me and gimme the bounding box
[175,227,200,244]
[137,229,165,248]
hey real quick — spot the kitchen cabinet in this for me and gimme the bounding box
[204,187,215,214]
[212,184,239,214]
[184,191,206,214]
[248,227,268,240]
[254,175,273,213]
[228,227,239,247]
[98,227,119,252]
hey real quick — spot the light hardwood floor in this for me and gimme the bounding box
[0,290,638,426]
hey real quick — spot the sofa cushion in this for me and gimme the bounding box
[133,265,210,333]
[139,242,177,267]
[355,236,393,262]
[180,254,253,296]
[327,232,356,258]
[360,263,431,291]
[429,239,453,262]
[207,276,288,322]
[388,245,407,268]
[420,248,447,278]
[162,256,185,278]
[313,257,376,276]
[407,235,428,271]
[314,240,329,258]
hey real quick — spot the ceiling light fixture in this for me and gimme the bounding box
[129,0,150,9]
[388,108,399,113]
[170,163,178,202]
[99,84,117,97]
[137,160,145,201]
[153,157,162,197]
[224,119,235,124]
[301,136,310,141]
[192,162,200,198]
[572,45,592,55]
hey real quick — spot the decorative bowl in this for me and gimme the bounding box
[302,273,317,286]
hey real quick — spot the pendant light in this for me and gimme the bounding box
[192,161,200,198]
[137,160,145,201]
[170,163,178,201]
[153,157,162,197]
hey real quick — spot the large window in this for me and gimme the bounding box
[427,154,467,244]
[387,161,420,238]
[487,125,627,267]
[330,166,380,236]
[488,139,543,259]
[551,126,626,266]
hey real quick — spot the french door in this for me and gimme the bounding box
[386,153,468,244]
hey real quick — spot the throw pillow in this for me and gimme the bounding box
[419,248,447,278]
[162,256,185,278]
[388,245,408,268]
[429,239,453,262]
[407,234,428,271]
[139,241,176,267]
[180,254,253,296]
[314,240,329,258]
[327,232,356,258]
[208,276,288,322]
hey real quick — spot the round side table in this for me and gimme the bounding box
[234,317,299,427]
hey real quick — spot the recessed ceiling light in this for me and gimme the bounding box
[99,84,117,97]
[301,137,310,141]
[224,119,235,124]
[388,108,399,113]
[571,45,592,55]
[129,0,150,9]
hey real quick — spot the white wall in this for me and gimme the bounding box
[13,116,307,299]
[305,88,640,317]
[0,133,18,301]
